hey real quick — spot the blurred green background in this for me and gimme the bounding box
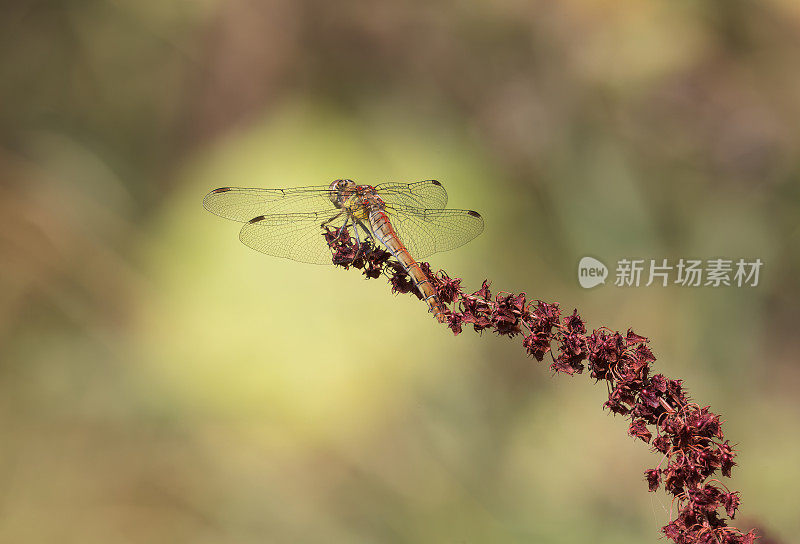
[1,1,799,543]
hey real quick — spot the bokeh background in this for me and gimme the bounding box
[2,1,799,543]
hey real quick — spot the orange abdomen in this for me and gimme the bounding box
[368,209,446,322]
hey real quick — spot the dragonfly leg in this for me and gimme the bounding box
[354,219,377,260]
[335,215,351,239]
[355,219,376,248]
[320,211,344,229]
[352,219,362,246]
[355,219,374,241]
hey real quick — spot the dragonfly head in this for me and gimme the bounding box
[329,179,357,208]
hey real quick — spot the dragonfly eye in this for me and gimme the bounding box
[329,179,345,207]
[329,179,357,207]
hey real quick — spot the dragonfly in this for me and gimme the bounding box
[203,179,484,321]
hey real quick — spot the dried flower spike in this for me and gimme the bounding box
[325,231,758,544]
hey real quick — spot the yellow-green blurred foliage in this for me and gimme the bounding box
[1,1,799,543]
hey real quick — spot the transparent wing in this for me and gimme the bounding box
[373,180,448,210]
[385,205,484,259]
[238,211,347,264]
[203,186,336,222]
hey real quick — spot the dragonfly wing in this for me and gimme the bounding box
[385,205,484,259]
[373,180,448,210]
[238,211,347,264]
[203,186,336,222]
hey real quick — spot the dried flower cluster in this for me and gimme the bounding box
[325,229,757,544]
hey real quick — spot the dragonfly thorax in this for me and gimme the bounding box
[328,179,385,221]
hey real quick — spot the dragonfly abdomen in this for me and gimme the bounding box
[368,208,446,322]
